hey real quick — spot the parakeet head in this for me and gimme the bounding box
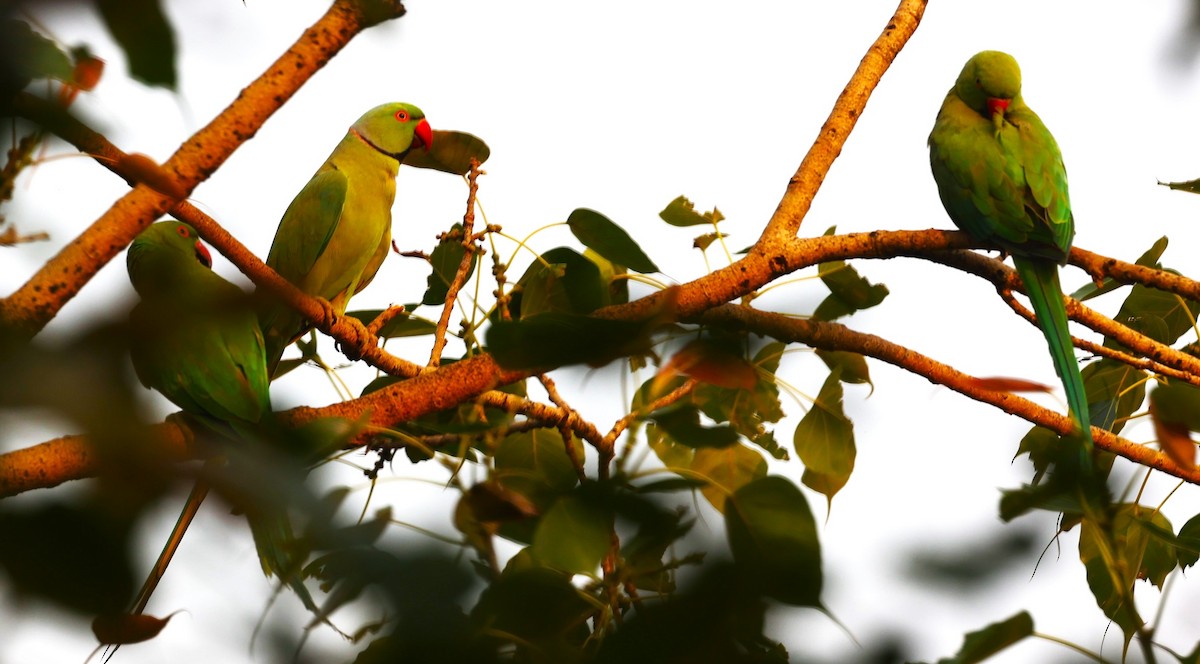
[953,51,1022,121]
[127,220,213,295]
[350,102,433,160]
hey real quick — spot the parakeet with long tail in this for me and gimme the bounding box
[927,51,1094,464]
[126,220,313,620]
[258,102,432,374]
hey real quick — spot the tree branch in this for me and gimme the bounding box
[6,225,1200,495]
[696,304,1200,485]
[758,0,927,244]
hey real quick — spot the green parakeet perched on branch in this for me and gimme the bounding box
[126,220,313,619]
[258,102,433,373]
[928,51,1094,464]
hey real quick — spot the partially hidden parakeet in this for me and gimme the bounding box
[258,102,432,373]
[126,220,314,617]
[927,51,1094,461]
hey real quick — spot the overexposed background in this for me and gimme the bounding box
[3,1,1200,662]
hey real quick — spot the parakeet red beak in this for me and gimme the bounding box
[986,97,1010,117]
[194,240,212,269]
[414,118,433,152]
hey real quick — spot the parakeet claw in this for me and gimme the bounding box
[336,315,373,362]
[315,297,338,329]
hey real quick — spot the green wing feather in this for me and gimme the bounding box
[259,168,350,369]
[266,169,349,289]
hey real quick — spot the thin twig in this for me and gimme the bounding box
[603,378,700,468]
[429,160,483,368]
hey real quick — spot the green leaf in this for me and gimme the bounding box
[693,341,786,449]
[651,406,740,449]
[494,429,581,512]
[566,208,659,273]
[934,611,1034,664]
[0,20,74,87]
[1106,271,1200,349]
[725,475,822,607]
[659,195,724,227]
[813,251,889,322]
[1150,380,1200,431]
[1178,641,1200,664]
[647,423,695,471]
[470,567,593,645]
[346,308,436,339]
[487,311,661,370]
[1131,508,1179,589]
[422,224,476,306]
[692,231,727,251]
[1079,505,1150,645]
[1071,237,1167,302]
[815,349,872,387]
[690,444,767,514]
[532,492,613,575]
[794,370,856,504]
[1178,512,1200,570]
[750,431,789,461]
[619,505,694,593]
[511,247,606,318]
[1014,426,1061,482]
[633,477,709,494]
[1080,357,1147,435]
[402,130,490,175]
[584,248,630,306]
[997,481,1083,522]
[95,0,177,89]
[1159,177,1200,194]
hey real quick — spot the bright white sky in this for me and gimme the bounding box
[4,1,1200,662]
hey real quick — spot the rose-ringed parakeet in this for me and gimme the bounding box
[126,220,314,618]
[928,51,1094,465]
[258,102,432,373]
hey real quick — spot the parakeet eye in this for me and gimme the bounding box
[394,110,409,122]
[176,225,190,238]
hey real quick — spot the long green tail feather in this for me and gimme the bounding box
[1013,257,1094,457]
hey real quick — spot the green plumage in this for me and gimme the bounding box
[259,102,432,373]
[128,221,269,433]
[126,221,314,615]
[928,51,1093,457]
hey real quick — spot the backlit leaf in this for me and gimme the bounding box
[95,0,177,89]
[494,429,581,512]
[659,195,724,227]
[725,475,822,607]
[567,208,658,273]
[403,130,490,175]
[532,493,613,575]
[1071,238,1167,302]
[422,224,476,305]
[934,611,1034,664]
[812,230,888,321]
[488,311,659,370]
[690,444,766,513]
[512,247,605,318]
[794,370,856,504]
